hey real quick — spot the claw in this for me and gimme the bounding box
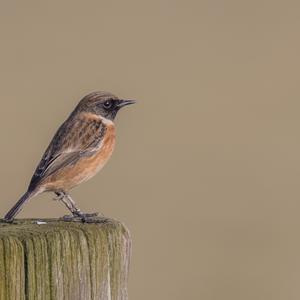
[75,212,99,222]
[60,212,100,223]
[61,214,76,221]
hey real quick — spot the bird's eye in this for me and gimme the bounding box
[103,100,113,109]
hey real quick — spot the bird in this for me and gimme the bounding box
[4,91,135,222]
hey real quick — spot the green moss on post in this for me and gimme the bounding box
[0,217,131,300]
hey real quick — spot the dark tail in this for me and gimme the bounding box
[4,191,33,221]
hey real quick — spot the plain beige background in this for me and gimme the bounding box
[0,1,300,299]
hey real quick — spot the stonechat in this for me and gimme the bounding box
[4,91,135,222]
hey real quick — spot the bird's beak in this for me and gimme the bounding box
[117,99,136,108]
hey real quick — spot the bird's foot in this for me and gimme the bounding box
[61,211,105,223]
[73,211,99,218]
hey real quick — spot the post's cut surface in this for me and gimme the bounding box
[0,217,131,300]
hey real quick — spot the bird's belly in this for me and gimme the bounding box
[44,126,116,191]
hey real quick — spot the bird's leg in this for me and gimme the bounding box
[63,193,83,217]
[55,192,99,222]
[53,192,64,201]
[55,191,79,215]
[65,193,100,217]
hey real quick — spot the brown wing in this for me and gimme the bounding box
[28,115,106,191]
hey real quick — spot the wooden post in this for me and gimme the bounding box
[0,217,131,300]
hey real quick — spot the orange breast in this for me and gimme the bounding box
[43,124,116,191]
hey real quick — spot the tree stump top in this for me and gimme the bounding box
[0,217,131,300]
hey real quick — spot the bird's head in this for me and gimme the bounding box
[76,91,135,120]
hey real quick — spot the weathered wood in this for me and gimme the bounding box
[0,217,131,300]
